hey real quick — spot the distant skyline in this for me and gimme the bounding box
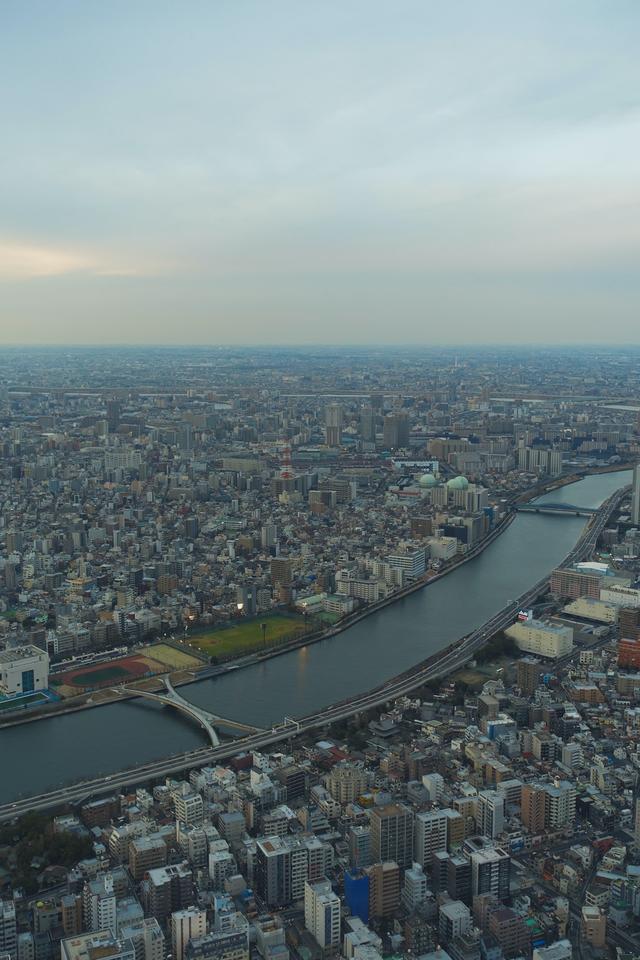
[2,0,640,345]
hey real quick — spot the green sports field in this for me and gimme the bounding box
[188,614,309,659]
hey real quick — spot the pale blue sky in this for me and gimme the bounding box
[1,0,639,344]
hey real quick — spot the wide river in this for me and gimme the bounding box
[0,469,630,804]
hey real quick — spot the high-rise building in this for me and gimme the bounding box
[261,524,278,549]
[143,864,194,928]
[184,916,249,960]
[516,658,542,696]
[521,785,546,834]
[618,637,640,670]
[383,412,409,450]
[304,879,340,951]
[270,558,292,588]
[0,901,16,959]
[581,906,607,948]
[348,825,371,869]
[174,791,204,827]
[401,863,428,911]
[129,837,167,881]
[171,908,207,960]
[476,791,505,839]
[370,803,414,868]
[543,780,576,828]
[414,810,448,867]
[61,896,83,939]
[83,876,117,935]
[439,901,471,944]
[359,406,376,443]
[255,837,309,908]
[632,463,640,526]
[325,404,343,447]
[447,855,472,905]
[488,908,530,958]
[118,919,165,960]
[365,862,400,919]
[106,400,122,433]
[326,763,368,804]
[469,846,511,902]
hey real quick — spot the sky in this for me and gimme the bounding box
[1,0,640,346]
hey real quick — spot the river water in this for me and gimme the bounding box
[0,469,630,803]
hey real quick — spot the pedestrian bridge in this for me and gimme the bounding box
[118,677,265,746]
[516,502,598,517]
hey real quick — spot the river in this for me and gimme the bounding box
[0,469,630,804]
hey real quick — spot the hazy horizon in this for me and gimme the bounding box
[2,0,639,346]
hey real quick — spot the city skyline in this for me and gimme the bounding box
[2,1,640,345]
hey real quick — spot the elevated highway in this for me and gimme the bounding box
[0,485,628,823]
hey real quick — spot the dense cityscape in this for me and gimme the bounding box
[1,346,640,960]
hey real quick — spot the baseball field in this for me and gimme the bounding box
[50,642,202,697]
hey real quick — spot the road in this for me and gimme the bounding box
[0,485,628,823]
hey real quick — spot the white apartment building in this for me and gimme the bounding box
[414,810,448,867]
[304,879,340,950]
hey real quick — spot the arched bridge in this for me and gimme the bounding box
[118,677,264,746]
[516,502,598,517]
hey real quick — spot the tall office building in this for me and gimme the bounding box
[370,803,414,868]
[325,404,343,447]
[304,879,340,951]
[632,463,640,526]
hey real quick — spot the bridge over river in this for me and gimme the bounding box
[117,677,265,745]
[516,501,598,517]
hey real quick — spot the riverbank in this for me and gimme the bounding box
[0,464,629,733]
[0,507,517,731]
[0,478,629,816]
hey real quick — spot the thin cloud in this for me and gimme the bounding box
[0,240,171,281]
